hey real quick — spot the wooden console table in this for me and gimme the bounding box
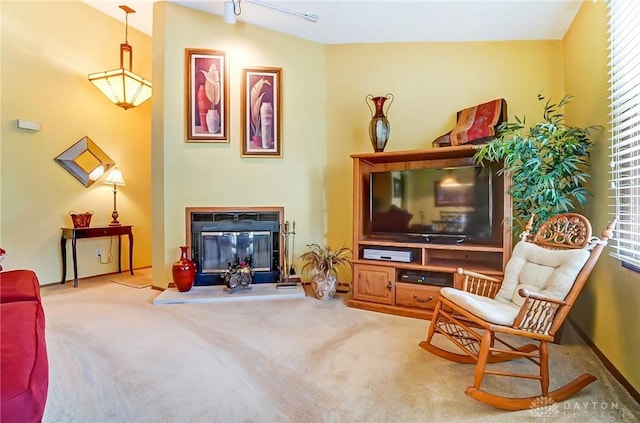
[60,225,134,288]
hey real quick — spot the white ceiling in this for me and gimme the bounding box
[82,0,583,44]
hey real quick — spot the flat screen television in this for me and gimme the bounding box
[369,165,493,243]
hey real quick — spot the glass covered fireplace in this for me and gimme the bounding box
[187,207,283,285]
[200,231,273,272]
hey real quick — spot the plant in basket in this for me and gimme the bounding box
[69,210,94,228]
[300,244,353,300]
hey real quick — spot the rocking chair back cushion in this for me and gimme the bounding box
[495,240,591,307]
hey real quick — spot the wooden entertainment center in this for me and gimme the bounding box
[347,145,512,319]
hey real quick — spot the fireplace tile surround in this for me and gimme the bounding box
[186,207,284,286]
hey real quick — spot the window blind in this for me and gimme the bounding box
[609,0,640,268]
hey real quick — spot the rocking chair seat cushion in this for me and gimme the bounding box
[495,240,591,307]
[439,240,592,327]
[440,287,521,326]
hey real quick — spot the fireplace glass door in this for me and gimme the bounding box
[200,231,271,273]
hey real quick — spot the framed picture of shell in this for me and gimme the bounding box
[185,48,229,142]
[241,67,282,157]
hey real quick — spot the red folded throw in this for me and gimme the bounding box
[450,98,505,146]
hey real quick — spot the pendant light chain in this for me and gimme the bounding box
[124,9,129,44]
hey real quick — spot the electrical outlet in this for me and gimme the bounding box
[95,249,102,257]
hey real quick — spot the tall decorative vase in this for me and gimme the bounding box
[206,109,220,134]
[260,102,273,148]
[365,93,394,152]
[312,273,337,301]
[172,246,196,292]
[197,85,210,133]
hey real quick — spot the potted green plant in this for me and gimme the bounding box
[300,244,353,300]
[473,94,601,234]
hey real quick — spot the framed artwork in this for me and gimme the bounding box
[435,181,475,207]
[241,67,282,157]
[185,48,229,142]
[392,174,403,199]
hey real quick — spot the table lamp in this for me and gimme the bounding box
[104,168,126,226]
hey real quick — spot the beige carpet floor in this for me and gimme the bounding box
[40,277,639,422]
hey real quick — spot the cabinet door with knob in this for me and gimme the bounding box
[352,263,395,305]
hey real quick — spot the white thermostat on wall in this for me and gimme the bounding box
[17,119,41,131]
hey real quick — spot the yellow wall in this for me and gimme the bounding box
[151,2,327,287]
[0,1,152,283]
[325,40,565,252]
[1,0,637,395]
[563,0,640,393]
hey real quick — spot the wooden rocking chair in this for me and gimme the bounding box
[419,213,617,410]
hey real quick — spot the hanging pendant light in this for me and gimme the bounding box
[88,5,152,110]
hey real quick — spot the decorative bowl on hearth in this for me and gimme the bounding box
[222,256,254,293]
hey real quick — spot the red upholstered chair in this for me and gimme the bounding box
[433,98,507,147]
[1,270,49,423]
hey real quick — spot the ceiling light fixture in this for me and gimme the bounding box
[88,5,152,110]
[224,0,238,24]
[223,0,319,24]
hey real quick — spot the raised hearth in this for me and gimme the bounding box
[152,283,305,304]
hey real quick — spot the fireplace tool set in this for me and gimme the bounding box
[278,220,300,288]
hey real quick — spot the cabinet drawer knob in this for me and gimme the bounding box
[387,281,392,291]
[413,294,433,303]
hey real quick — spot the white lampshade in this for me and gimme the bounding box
[104,168,126,186]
